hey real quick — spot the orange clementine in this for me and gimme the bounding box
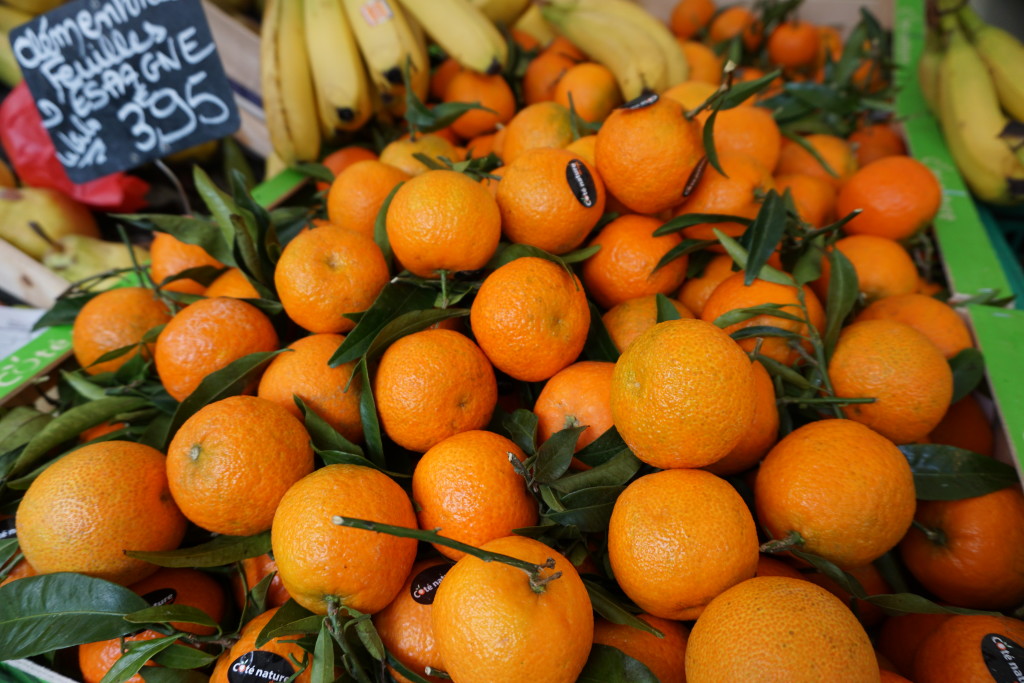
[470,256,590,382]
[675,151,775,242]
[877,612,952,679]
[767,20,822,70]
[553,62,623,123]
[803,562,891,627]
[609,468,759,620]
[814,234,919,303]
[774,172,837,227]
[317,145,378,191]
[214,607,312,683]
[501,101,575,163]
[534,360,615,451]
[149,232,224,295]
[670,0,716,39]
[239,552,291,608]
[707,106,783,172]
[592,614,689,683]
[374,328,497,452]
[204,268,260,299]
[913,615,1024,683]
[678,39,726,84]
[854,293,972,359]
[444,71,517,139]
[72,287,172,376]
[776,134,857,188]
[708,6,757,46]
[755,419,916,568]
[16,441,187,585]
[662,79,719,110]
[704,359,779,476]
[522,48,577,105]
[838,156,942,241]
[602,294,695,353]
[677,252,736,316]
[755,554,804,579]
[326,159,411,239]
[928,393,994,456]
[430,57,463,100]
[848,123,908,167]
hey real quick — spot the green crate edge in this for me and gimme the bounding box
[894,0,1024,473]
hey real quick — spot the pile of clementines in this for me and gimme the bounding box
[2,1,1023,682]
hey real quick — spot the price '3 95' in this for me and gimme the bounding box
[117,71,231,154]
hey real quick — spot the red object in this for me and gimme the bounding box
[0,83,149,212]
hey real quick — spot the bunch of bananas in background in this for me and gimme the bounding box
[920,0,1024,205]
[261,0,528,164]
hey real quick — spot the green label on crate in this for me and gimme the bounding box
[0,326,72,404]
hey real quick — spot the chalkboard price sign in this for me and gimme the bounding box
[10,0,241,183]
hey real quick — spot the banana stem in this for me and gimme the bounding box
[330,516,561,592]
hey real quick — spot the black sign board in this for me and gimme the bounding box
[10,0,240,183]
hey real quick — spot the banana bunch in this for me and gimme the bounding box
[928,1,1024,205]
[539,0,688,101]
[260,0,517,164]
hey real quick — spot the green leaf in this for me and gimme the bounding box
[33,291,98,329]
[729,325,805,342]
[329,283,437,366]
[534,425,588,484]
[348,612,385,661]
[583,301,620,362]
[292,162,335,184]
[654,214,752,237]
[150,642,219,670]
[781,130,840,178]
[486,243,573,275]
[582,579,661,636]
[790,549,863,597]
[574,427,628,468]
[257,600,319,647]
[222,137,258,191]
[0,407,52,454]
[948,348,985,404]
[364,309,470,364]
[10,397,148,477]
[899,444,1019,501]
[358,360,384,467]
[500,409,539,456]
[296,396,364,458]
[862,592,998,617]
[61,370,111,402]
[317,450,388,472]
[702,106,725,176]
[560,244,602,264]
[0,573,148,659]
[545,501,617,532]
[719,69,782,109]
[577,644,658,683]
[123,605,219,631]
[712,304,806,328]
[549,449,643,494]
[386,653,434,683]
[374,182,401,270]
[125,532,271,567]
[713,230,794,287]
[100,635,182,683]
[792,236,825,286]
[118,214,236,268]
[193,166,243,261]
[822,247,858,355]
[312,620,336,683]
[741,191,789,285]
[141,667,210,683]
[654,293,681,323]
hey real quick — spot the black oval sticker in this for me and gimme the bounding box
[566,160,597,208]
[228,651,295,683]
[411,562,453,605]
[983,633,1024,683]
[141,588,177,608]
[620,91,659,110]
[0,518,15,541]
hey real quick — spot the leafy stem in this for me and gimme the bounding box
[759,530,806,554]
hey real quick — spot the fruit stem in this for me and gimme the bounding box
[330,516,561,590]
[912,519,948,546]
[28,221,58,250]
[759,530,806,554]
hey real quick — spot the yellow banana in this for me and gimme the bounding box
[304,0,373,137]
[0,5,32,87]
[513,3,556,47]
[1,0,63,15]
[917,23,941,115]
[342,0,429,116]
[469,0,531,27]
[959,5,1024,123]
[541,2,667,99]
[260,0,322,163]
[937,16,1024,204]
[398,0,507,74]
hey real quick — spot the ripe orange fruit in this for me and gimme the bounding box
[470,256,590,382]
[258,333,362,444]
[595,95,703,214]
[755,554,804,579]
[704,359,779,475]
[581,214,689,310]
[16,441,187,585]
[913,615,1024,683]
[755,419,916,568]
[707,106,783,172]
[386,169,501,278]
[701,271,827,366]
[553,62,623,123]
[830,319,953,444]
[611,318,756,468]
[78,567,226,683]
[204,268,260,299]
[675,151,775,241]
[444,71,516,139]
[814,234,919,303]
[534,360,615,451]
[774,172,837,227]
[154,296,278,402]
[848,123,908,167]
[166,396,313,536]
[238,552,291,608]
[854,293,972,359]
[767,20,822,70]
[670,0,715,39]
[271,464,417,615]
[430,57,463,100]
[213,607,312,683]
[523,48,577,105]
[609,469,759,620]
[275,223,390,334]
[677,40,726,84]
[662,79,719,110]
[877,612,952,679]
[901,485,1024,609]
[602,294,695,353]
[326,160,411,239]
[708,6,758,46]
[496,148,606,254]
[378,134,460,176]
[374,328,497,452]
[837,156,942,241]
[373,558,453,683]
[929,394,994,455]
[432,535,593,683]
[149,232,224,295]
[592,613,689,683]
[676,253,736,316]
[72,287,172,376]
[685,576,878,681]
[817,25,844,66]
[776,134,857,188]
[803,562,890,627]
[501,101,575,164]
[413,430,537,560]
[317,145,378,191]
